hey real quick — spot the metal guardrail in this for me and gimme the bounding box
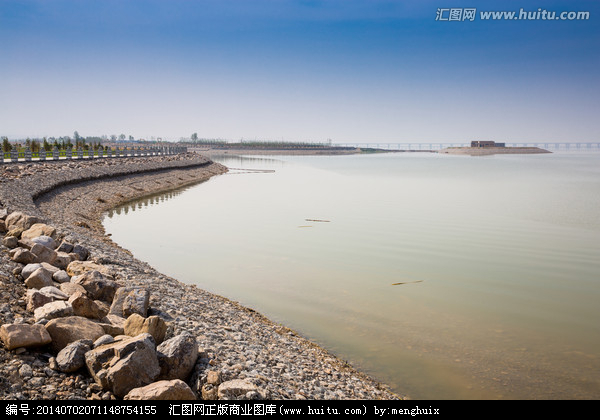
[0,146,188,163]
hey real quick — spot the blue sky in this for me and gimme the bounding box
[1,0,599,143]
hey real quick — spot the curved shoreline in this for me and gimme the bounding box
[0,153,400,400]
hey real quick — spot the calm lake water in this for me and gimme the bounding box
[103,151,600,399]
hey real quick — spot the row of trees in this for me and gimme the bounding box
[1,131,145,153]
[182,133,335,149]
[1,137,107,153]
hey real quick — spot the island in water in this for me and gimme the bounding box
[439,141,551,156]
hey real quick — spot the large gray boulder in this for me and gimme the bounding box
[34,300,74,322]
[53,269,70,283]
[123,288,150,318]
[110,287,150,318]
[21,263,43,280]
[71,270,120,302]
[85,333,160,398]
[55,339,92,373]
[156,332,198,381]
[30,235,57,250]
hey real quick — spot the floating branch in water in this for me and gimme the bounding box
[227,168,276,174]
[391,280,423,286]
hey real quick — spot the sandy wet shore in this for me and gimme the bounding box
[0,153,400,400]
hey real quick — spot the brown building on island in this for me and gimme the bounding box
[471,141,505,148]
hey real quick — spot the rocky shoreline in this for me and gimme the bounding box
[0,153,400,400]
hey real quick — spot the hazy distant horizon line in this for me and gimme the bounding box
[2,135,597,146]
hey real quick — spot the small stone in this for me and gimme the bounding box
[21,263,43,280]
[217,379,258,400]
[2,236,18,248]
[124,379,196,400]
[56,241,74,253]
[10,248,36,264]
[19,364,33,379]
[202,383,218,400]
[52,270,70,283]
[93,334,115,348]
[52,253,72,270]
[72,244,89,261]
[30,235,57,250]
[206,370,222,385]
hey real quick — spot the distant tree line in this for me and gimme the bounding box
[180,133,332,149]
[1,131,149,154]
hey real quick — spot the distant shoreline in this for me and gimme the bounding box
[192,146,381,156]
[191,146,439,157]
[439,147,552,156]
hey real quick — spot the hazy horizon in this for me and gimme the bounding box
[2,0,599,143]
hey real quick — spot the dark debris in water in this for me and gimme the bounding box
[391,280,423,286]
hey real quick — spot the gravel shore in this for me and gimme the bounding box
[0,153,400,400]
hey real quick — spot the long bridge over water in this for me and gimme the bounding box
[334,142,600,151]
